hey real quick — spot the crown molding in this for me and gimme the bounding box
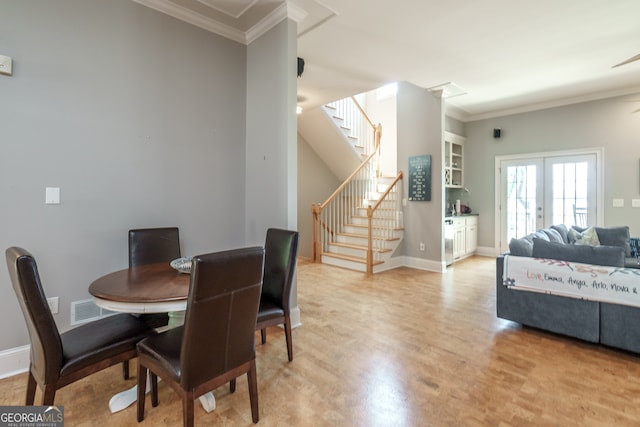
[133,0,307,45]
[246,1,307,44]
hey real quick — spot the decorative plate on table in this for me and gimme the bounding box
[170,257,192,274]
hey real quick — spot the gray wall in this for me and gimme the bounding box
[397,82,444,261]
[297,134,341,258]
[245,19,298,243]
[465,93,640,250]
[0,0,294,351]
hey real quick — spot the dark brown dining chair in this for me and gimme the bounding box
[5,247,155,406]
[125,227,181,379]
[128,227,181,330]
[136,246,264,427]
[256,228,299,362]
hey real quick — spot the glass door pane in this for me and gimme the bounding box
[545,154,596,227]
[500,159,543,251]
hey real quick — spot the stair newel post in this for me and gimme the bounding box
[366,204,374,276]
[311,203,322,263]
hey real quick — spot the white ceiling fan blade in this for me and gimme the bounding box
[612,53,640,68]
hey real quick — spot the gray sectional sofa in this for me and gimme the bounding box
[496,224,640,353]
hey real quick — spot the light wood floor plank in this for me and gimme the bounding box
[2,256,640,426]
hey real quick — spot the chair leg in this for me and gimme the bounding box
[150,373,158,407]
[260,328,267,344]
[25,371,37,405]
[284,316,293,362]
[137,364,147,422]
[42,384,56,406]
[247,359,259,423]
[230,378,236,393]
[123,360,130,380]
[183,395,195,427]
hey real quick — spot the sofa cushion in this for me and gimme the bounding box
[509,237,534,257]
[572,225,631,256]
[596,226,631,257]
[532,238,625,267]
[625,258,640,269]
[550,224,569,244]
[531,230,550,241]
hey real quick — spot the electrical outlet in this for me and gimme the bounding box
[47,296,59,314]
[419,242,425,251]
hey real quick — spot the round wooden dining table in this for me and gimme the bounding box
[89,262,217,414]
[89,262,190,324]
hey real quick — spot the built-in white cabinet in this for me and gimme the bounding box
[452,217,466,260]
[451,215,477,261]
[444,131,465,188]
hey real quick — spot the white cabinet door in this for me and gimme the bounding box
[452,218,466,259]
[465,216,478,255]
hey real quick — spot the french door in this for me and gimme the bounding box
[498,151,600,252]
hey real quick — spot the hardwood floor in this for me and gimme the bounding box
[3,256,640,426]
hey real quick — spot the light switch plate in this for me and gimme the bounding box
[0,55,12,76]
[632,199,640,208]
[45,187,60,204]
[612,198,624,208]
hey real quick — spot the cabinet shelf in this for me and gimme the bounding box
[444,131,465,188]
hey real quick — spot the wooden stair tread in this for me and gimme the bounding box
[345,223,405,231]
[337,232,400,241]
[329,242,391,253]
[321,252,384,265]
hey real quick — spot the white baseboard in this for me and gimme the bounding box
[476,246,499,257]
[290,305,301,329]
[398,256,446,273]
[0,345,29,379]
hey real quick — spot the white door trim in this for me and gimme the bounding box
[494,147,604,252]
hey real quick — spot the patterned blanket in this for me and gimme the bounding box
[503,255,640,307]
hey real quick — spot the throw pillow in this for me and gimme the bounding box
[532,238,624,267]
[541,228,564,243]
[569,227,600,246]
[550,224,569,244]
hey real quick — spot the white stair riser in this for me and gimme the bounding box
[327,245,367,258]
[355,207,399,217]
[342,226,404,239]
[364,199,399,209]
[350,217,402,227]
[322,255,367,272]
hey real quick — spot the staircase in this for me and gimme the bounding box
[320,175,404,273]
[310,96,404,275]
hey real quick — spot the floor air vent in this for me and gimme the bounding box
[71,299,117,325]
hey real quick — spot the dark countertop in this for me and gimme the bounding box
[445,213,479,218]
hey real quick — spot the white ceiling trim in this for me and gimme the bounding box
[134,0,307,45]
[133,0,246,43]
[459,85,640,122]
[195,0,259,19]
[245,2,307,44]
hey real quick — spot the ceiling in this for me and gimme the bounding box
[134,0,640,121]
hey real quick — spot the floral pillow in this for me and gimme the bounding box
[568,226,600,246]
